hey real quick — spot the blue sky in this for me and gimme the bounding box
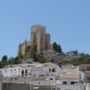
[0,0,90,59]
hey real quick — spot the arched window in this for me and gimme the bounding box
[49,68,51,72]
[52,68,55,72]
[25,69,28,73]
[50,78,53,80]
[25,69,28,76]
[21,70,24,76]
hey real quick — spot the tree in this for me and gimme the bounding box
[13,57,22,64]
[18,50,23,59]
[38,52,46,63]
[8,57,14,64]
[1,55,8,66]
[53,42,57,51]
[30,45,38,62]
[57,45,62,53]
[53,42,62,53]
[0,62,3,68]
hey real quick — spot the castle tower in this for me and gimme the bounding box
[31,25,46,52]
[21,40,27,55]
[31,25,38,47]
[18,25,51,56]
[45,33,50,50]
[37,26,46,52]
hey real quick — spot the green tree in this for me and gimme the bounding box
[38,52,46,63]
[30,45,38,62]
[1,55,8,66]
[8,57,14,64]
[53,42,57,51]
[53,42,62,53]
[0,62,3,68]
[57,45,62,53]
[13,57,22,64]
[18,50,23,59]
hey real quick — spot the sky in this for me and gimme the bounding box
[0,0,90,59]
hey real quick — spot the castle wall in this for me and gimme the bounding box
[45,33,50,50]
[31,32,37,47]
[21,43,26,55]
[18,41,31,56]
[37,28,46,52]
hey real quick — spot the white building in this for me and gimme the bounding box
[0,63,61,78]
[56,84,85,90]
[0,64,33,77]
[31,63,61,77]
[0,67,22,77]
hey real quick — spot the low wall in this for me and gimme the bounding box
[2,83,30,90]
[86,83,90,90]
[2,83,56,90]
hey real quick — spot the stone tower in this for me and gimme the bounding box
[37,26,46,52]
[31,25,50,52]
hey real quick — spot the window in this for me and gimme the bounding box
[21,70,24,76]
[49,68,51,72]
[45,65,47,66]
[71,82,75,85]
[52,68,55,72]
[63,81,67,84]
[71,81,78,85]
[25,69,28,73]
[50,78,53,80]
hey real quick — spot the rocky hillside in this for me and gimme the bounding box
[20,50,79,65]
[43,50,79,65]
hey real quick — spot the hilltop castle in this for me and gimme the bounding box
[18,25,50,56]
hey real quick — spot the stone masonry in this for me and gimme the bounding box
[18,25,50,56]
